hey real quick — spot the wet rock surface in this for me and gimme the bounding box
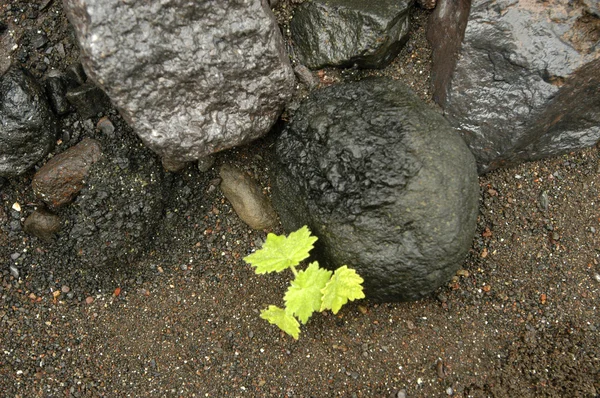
[219,164,278,230]
[44,70,70,115]
[271,78,479,301]
[32,137,102,208]
[23,208,61,242]
[63,0,295,163]
[291,0,413,69]
[0,65,57,177]
[429,0,600,173]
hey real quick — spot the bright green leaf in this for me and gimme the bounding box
[243,225,318,274]
[260,305,300,339]
[284,262,332,324]
[320,266,365,314]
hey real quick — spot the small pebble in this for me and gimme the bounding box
[180,264,188,271]
[396,389,407,398]
[10,252,20,260]
[446,387,454,395]
[539,191,549,211]
[197,155,215,172]
[96,116,115,137]
[85,296,94,304]
[9,265,19,279]
[593,273,600,283]
[61,285,70,293]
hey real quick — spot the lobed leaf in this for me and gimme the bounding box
[243,225,318,274]
[284,262,332,324]
[320,266,365,314]
[260,305,300,339]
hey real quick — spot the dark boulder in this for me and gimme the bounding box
[0,66,57,177]
[290,0,413,69]
[428,0,600,173]
[271,77,479,301]
[63,0,294,164]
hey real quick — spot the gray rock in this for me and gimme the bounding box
[197,155,215,173]
[271,77,479,301]
[220,164,278,230]
[32,138,103,208]
[584,0,599,16]
[294,65,319,89]
[428,0,600,173]
[0,66,57,177]
[290,0,413,69]
[64,0,294,163]
[96,116,115,138]
[23,208,61,242]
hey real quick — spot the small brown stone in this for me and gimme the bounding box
[23,208,61,242]
[32,138,102,208]
[219,164,278,230]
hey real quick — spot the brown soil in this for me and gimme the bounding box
[1,1,599,397]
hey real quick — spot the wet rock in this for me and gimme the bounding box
[65,132,167,269]
[23,208,61,242]
[96,116,115,137]
[0,24,15,76]
[0,65,57,177]
[290,0,412,69]
[32,138,103,208]
[65,63,87,88]
[31,32,49,49]
[294,65,319,89]
[584,0,599,17]
[428,0,600,173]
[65,83,111,119]
[220,164,278,230]
[197,155,215,173]
[44,70,71,115]
[64,0,294,163]
[270,77,479,301]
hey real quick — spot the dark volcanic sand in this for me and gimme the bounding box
[1,1,599,397]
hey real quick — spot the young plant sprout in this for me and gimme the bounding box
[243,226,365,339]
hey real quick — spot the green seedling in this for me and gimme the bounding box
[243,226,365,339]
